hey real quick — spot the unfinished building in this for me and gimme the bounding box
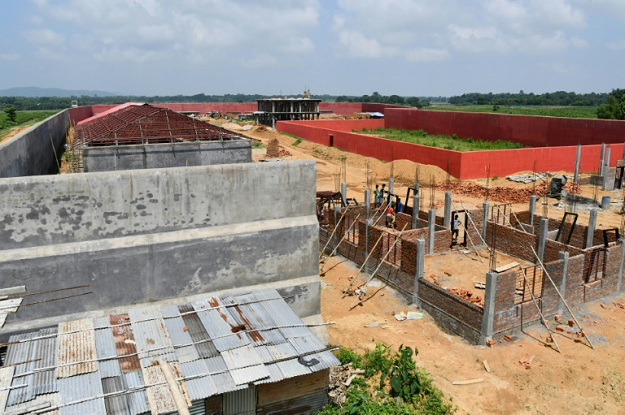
[0,104,337,414]
[255,93,321,128]
[70,103,251,173]
[319,185,624,346]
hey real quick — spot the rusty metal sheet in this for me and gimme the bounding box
[142,361,190,415]
[109,314,141,373]
[56,319,98,378]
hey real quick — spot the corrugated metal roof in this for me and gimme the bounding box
[0,366,14,412]
[57,319,98,378]
[4,392,60,415]
[1,288,339,415]
[57,371,106,415]
[179,360,218,401]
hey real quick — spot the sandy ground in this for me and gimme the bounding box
[220,120,625,414]
[0,124,32,143]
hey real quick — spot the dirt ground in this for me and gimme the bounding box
[221,120,625,414]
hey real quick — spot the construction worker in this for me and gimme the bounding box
[452,214,461,242]
[374,184,380,208]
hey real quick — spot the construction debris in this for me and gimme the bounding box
[452,378,484,385]
[506,172,550,183]
[439,181,549,204]
[328,364,365,405]
[483,360,491,373]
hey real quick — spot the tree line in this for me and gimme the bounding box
[448,90,608,106]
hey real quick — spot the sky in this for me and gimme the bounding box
[0,0,624,97]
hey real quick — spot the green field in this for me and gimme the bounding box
[0,110,59,141]
[354,127,524,151]
[426,105,598,119]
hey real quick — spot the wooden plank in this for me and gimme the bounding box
[0,313,7,328]
[483,360,491,373]
[452,378,484,385]
[0,299,22,313]
[495,262,520,273]
[0,286,25,296]
[0,366,15,413]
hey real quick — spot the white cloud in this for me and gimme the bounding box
[24,29,65,46]
[338,30,396,59]
[240,53,278,68]
[405,47,450,62]
[0,53,21,61]
[607,39,625,50]
[571,36,589,48]
[448,25,508,53]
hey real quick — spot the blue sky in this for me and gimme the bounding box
[0,0,624,96]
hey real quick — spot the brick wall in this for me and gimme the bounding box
[486,222,537,263]
[418,279,483,344]
[583,244,622,302]
[543,239,584,263]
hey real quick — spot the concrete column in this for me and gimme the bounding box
[599,143,606,176]
[529,195,537,227]
[364,189,370,219]
[537,217,549,264]
[602,147,611,190]
[557,251,569,315]
[443,191,452,228]
[388,178,394,195]
[428,209,436,254]
[586,208,598,249]
[364,219,371,276]
[574,144,581,184]
[333,209,339,249]
[480,271,498,344]
[341,182,347,204]
[481,202,489,243]
[618,238,625,293]
[411,195,418,229]
[413,238,425,306]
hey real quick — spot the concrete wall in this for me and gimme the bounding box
[83,140,252,172]
[0,110,68,178]
[0,161,320,332]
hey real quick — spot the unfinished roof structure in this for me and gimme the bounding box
[70,104,251,172]
[0,288,338,415]
[74,104,245,147]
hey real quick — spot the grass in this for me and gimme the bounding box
[426,104,598,119]
[0,110,59,141]
[355,127,524,151]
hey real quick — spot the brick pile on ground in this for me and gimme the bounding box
[438,182,548,204]
[266,138,280,158]
[428,274,484,307]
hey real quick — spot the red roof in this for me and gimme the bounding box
[74,104,245,147]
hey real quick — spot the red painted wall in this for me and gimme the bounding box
[362,103,410,114]
[278,119,625,179]
[386,108,625,147]
[67,106,94,124]
[320,102,363,114]
[152,102,256,113]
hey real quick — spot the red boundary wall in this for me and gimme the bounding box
[277,119,625,179]
[386,108,625,147]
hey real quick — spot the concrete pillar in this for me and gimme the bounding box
[443,192,452,228]
[364,219,372,276]
[333,209,339,249]
[480,271,498,344]
[557,251,569,315]
[602,147,611,190]
[481,202,489,243]
[411,194,418,229]
[599,143,606,176]
[529,195,537,227]
[388,178,394,195]
[586,208,598,249]
[428,209,436,254]
[413,238,425,306]
[574,144,581,184]
[364,189,370,219]
[537,217,549,264]
[618,238,625,293]
[341,182,347,204]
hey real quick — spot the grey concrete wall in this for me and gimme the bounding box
[0,161,314,250]
[82,140,252,172]
[0,160,320,333]
[0,110,69,178]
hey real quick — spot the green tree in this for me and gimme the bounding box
[596,89,625,119]
[3,105,16,123]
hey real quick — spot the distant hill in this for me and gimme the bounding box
[0,86,116,97]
